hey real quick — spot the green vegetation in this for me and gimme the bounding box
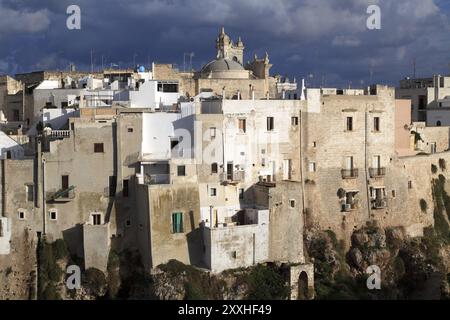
[84,268,107,297]
[245,264,289,300]
[159,259,225,300]
[432,164,438,174]
[37,238,66,300]
[106,249,121,299]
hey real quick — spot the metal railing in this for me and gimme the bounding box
[372,198,388,209]
[48,186,76,201]
[341,168,359,179]
[220,171,245,183]
[369,167,386,178]
[144,174,170,185]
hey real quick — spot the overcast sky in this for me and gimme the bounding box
[1,0,450,87]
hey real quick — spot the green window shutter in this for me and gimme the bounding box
[172,212,183,233]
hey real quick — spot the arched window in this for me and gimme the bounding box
[437,121,442,127]
[298,271,309,300]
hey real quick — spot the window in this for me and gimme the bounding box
[239,188,244,200]
[431,142,437,154]
[177,165,186,176]
[346,117,353,131]
[308,162,316,172]
[211,163,218,174]
[408,180,413,189]
[127,127,134,133]
[172,212,183,233]
[94,143,104,153]
[267,117,274,131]
[210,188,217,197]
[312,141,317,148]
[18,211,25,220]
[49,210,57,221]
[231,251,237,259]
[392,190,396,198]
[374,117,380,132]
[210,127,216,139]
[123,179,129,197]
[291,116,299,126]
[437,121,442,127]
[238,119,246,133]
[290,199,296,208]
[126,220,131,227]
[26,185,34,202]
[109,176,117,197]
[92,214,102,225]
[61,175,69,190]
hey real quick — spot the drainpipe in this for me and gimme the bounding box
[364,108,371,219]
[209,205,213,229]
[42,157,46,235]
[299,110,306,220]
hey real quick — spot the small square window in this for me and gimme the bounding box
[127,127,134,133]
[291,116,299,126]
[18,211,25,220]
[289,200,296,208]
[94,143,104,153]
[210,188,217,197]
[49,211,57,221]
[177,165,186,176]
[92,214,102,225]
[309,162,316,172]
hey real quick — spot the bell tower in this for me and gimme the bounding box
[216,27,245,65]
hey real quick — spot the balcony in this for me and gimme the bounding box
[369,167,386,178]
[48,130,71,138]
[220,171,245,185]
[143,174,170,185]
[372,198,388,210]
[47,186,76,202]
[341,168,359,179]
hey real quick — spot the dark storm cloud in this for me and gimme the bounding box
[0,0,450,87]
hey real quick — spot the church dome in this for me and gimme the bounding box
[201,58,245,74]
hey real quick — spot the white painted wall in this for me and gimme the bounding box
[203,209,269,273]
[0,131,24,159]
[0,217,11,255]
[141,113,178,160]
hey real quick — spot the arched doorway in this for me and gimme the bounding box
[298,271,309,300]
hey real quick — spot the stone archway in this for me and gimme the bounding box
[298,271,309,300]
